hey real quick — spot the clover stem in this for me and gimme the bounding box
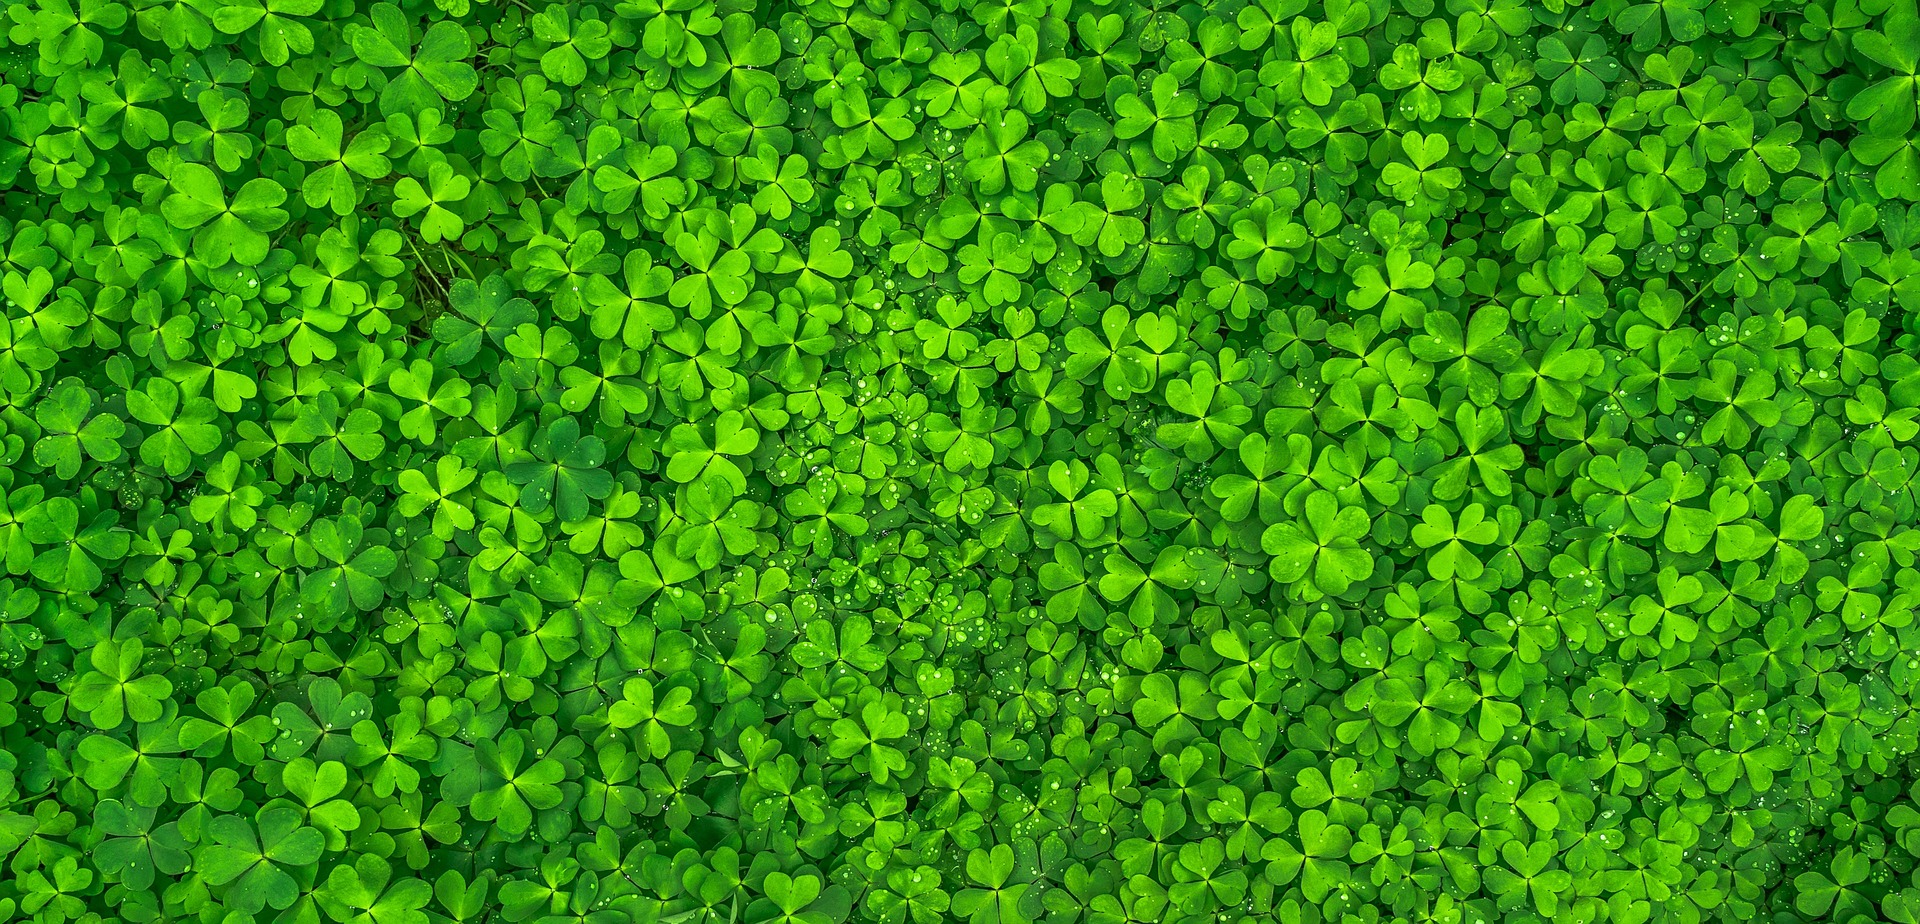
[442,245,471,281]
[404,235,450,300]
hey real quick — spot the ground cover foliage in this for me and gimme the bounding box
[5,0,1920,919]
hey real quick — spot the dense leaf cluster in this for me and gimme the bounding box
[2,0,1920,921]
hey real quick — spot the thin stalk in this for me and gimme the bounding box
[404,235,450,299]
